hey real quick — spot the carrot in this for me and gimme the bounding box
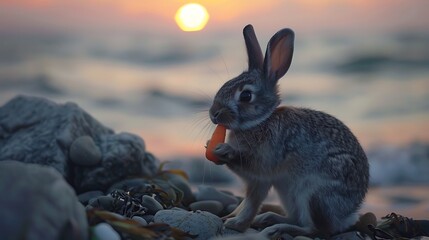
[205,124,227,163]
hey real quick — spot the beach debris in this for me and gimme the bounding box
[87,209,196,240]
[368,212,429,239]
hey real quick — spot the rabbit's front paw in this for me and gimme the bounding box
[213,143,236,164]
[224,216,251,232]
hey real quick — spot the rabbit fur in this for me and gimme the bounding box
[208,24,369,237]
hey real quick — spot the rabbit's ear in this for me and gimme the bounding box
[263,28,294,86]
[243,24,263,71]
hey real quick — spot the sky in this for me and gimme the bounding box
[1,0,428,36]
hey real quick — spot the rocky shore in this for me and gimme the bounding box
[0,96,422,240]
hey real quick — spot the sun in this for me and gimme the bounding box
[175,3,209,32]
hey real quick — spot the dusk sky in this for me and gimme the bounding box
[1,0,428,36]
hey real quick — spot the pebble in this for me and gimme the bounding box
[77,190,104,205]
[330,231,362,240]
[225,203,238,215]
[212,233,268,240]
[142,195,164,214]
[88,196,115,210]
[164,173,195,205]
[69,136,102,166]
[92,223,121,240]
[196,185,239,207]
[131,216,148,226]
[293,236,313,240]
[154,209,223,240]
[222,227,260,236]
[189,200,224,216]
[354,212,377,236]
[142,214,154,223]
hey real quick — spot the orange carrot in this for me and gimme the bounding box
[205,125,227,163]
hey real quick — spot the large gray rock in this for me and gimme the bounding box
[154,209,223,240]
[0,95,159,192]
[73,132,157,192]
[0,160,88,240]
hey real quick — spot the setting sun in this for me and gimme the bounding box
[175,3,209,32]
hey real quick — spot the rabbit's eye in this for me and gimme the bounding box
[239,90,252,102]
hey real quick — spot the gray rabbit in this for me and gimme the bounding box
[208,24,369,237]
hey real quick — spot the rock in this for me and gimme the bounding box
[222,227,260,236]
[189,200,224,216]
[69,136,102,166]
[142,215,154,223]
[154,209,223,240]
[330,231,362,240]
[196,185,239,207]
[141,195,164,214]
[211,233,268,240]
[0,160,88,240]
[171,207,188,211]
[354,212,377,236]
[78,190,104,205]
[92,223,121,240]
[0,96,159,193]
[293,236,313,240]
[88,196,115,210]
[0,96,112,175]
[163,172,195,206]
[225,204,238,215]
[132,216,148,226]
[73,132,158,192]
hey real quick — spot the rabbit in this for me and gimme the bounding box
[208,24,369,238]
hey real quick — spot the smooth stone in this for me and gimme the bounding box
[224,204,238,215]
[171,207,188,211]
[75,132,158,193]
[88,196,115,210]
[354,212,377,236]
[154,209,223,240]
[189,200,224,216]
[277,234,294,240]
[330,231,362,240]
[196,186,239,207]
[132,216,148,226]
[78,190,104,205]
[0,161,88,240]
[69,135,102,166]
[92,223,121,240]
[142,215,154,223]
[222,227,260,236]
[163,172,195,206]
[142,195,164,214]
[211,233,268,240]
[293,236,313,240]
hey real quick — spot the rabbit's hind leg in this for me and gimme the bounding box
[252,211,294,229]
[224,181,271,232]
[260,223,312,238]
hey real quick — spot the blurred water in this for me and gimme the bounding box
[1,31,429,218]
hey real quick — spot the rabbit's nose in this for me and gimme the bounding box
[210,110,220,124]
